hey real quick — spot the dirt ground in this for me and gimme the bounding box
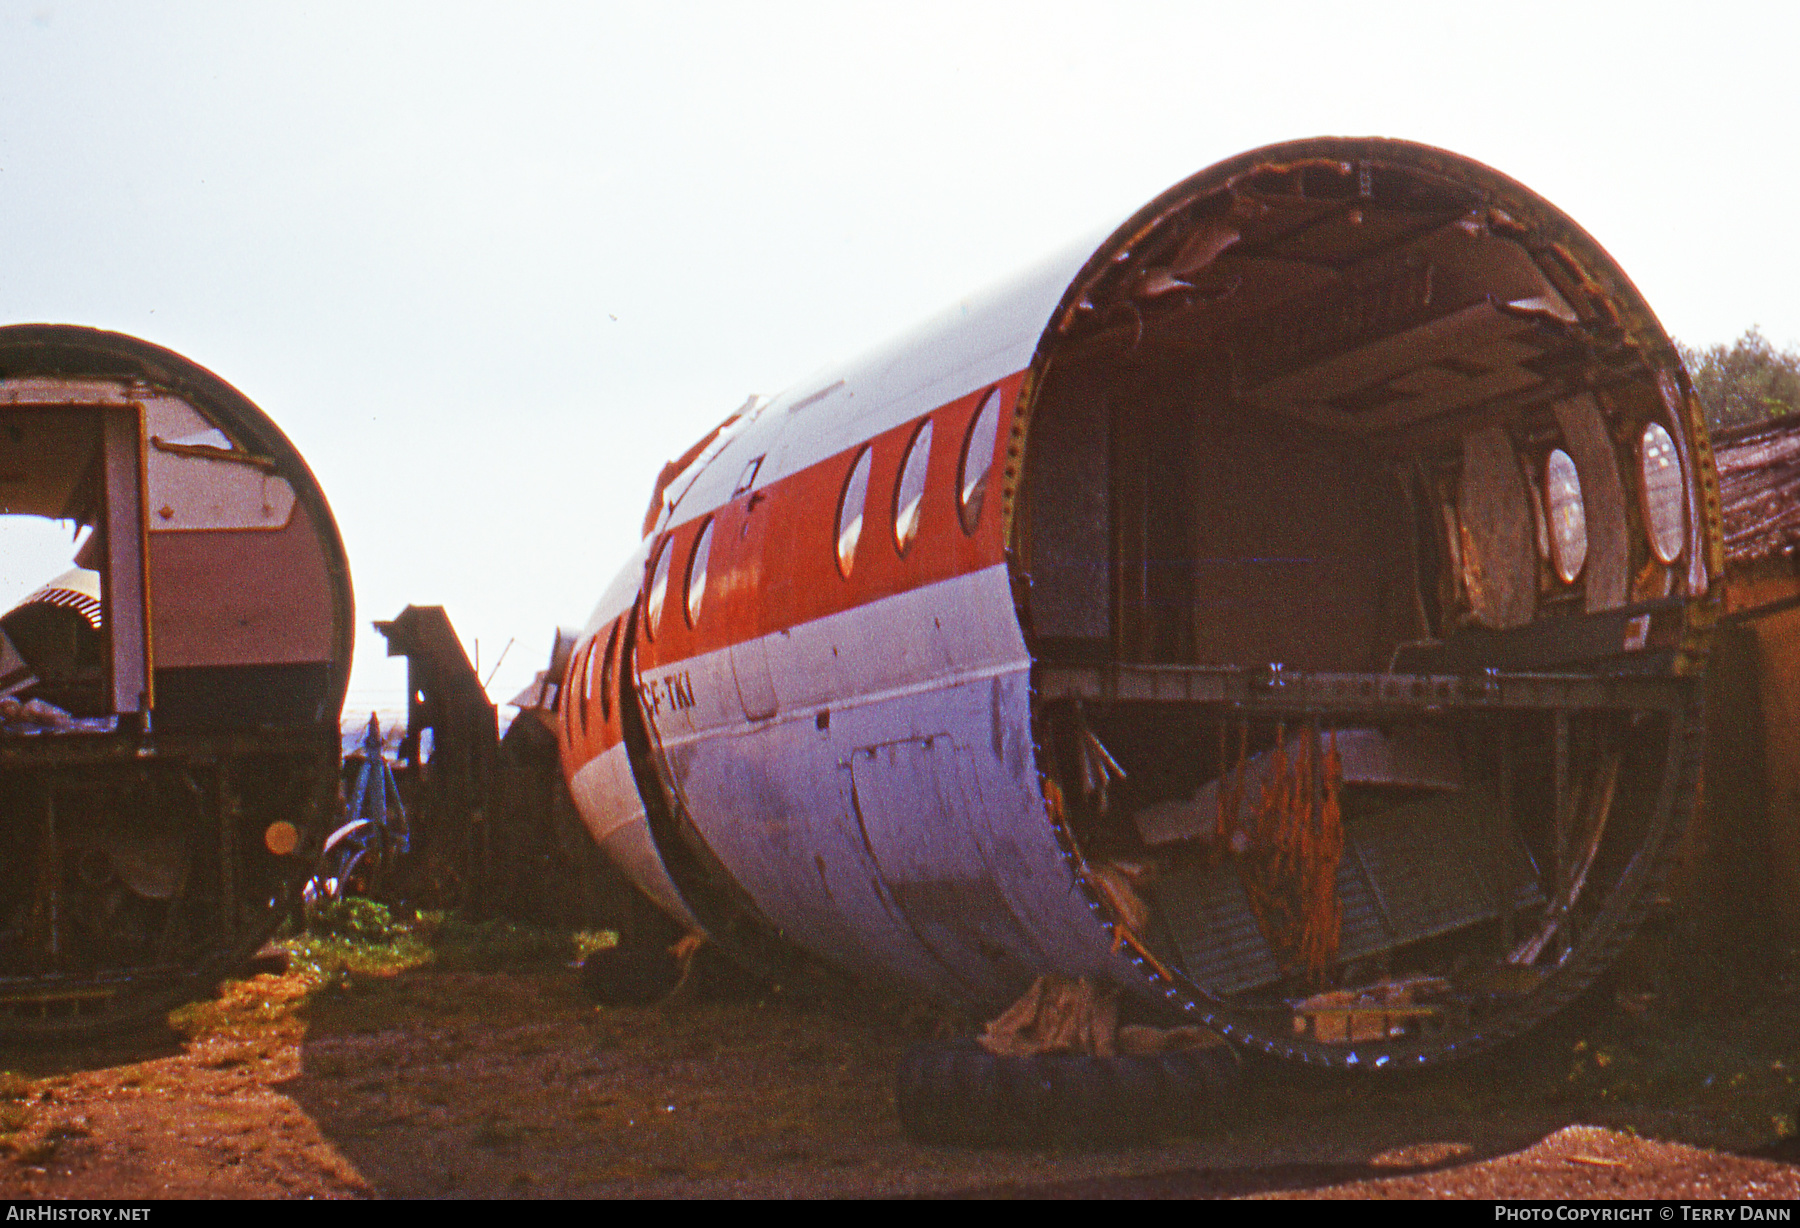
[5,930,1800,1200]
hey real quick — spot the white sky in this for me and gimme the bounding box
[3,1,1795,715]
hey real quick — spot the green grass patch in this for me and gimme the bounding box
[284,899,615,977]
[426,913,614,972]
[162,901,615,1046]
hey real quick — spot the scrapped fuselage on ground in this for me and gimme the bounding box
[557,138,1721,1071]
[0,326,351,1039]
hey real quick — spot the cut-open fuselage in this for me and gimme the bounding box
[559,139,1717,1069]
[0,326,351,1040]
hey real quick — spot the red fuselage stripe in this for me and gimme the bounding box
[560,373,1022,772]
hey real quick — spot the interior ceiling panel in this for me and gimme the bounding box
[1253,205,1463,268]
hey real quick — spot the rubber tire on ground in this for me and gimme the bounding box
[895,1038,1243,1148]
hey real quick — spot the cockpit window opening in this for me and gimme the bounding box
[645,537,673,639]
[958,388,1003,535]
[893,419,933,555]
[836,446,873,579]
[1640,422,1686,565]
[1545,448,1588,584]
[686,517,715,627]
[734,456,764,496]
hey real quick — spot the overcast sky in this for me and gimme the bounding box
[3,1,1795,716]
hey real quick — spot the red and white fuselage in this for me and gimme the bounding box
[556,137,1718,1069]
[556,243,1117,1001]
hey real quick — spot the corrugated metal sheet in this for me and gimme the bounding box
[1715,417,1800,566]
[1147,788,1542,995]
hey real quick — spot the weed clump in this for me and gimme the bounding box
[310,897,411,944]
[284,900,431,982]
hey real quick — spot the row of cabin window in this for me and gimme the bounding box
[565,618,621,740]
[638,386,1004,641]
[562,414,1684,744]
[563,390,1003,740]
[1534,420,1686,587]
[836,385,1000,577]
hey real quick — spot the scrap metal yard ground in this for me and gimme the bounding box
[5,952,1800,1200]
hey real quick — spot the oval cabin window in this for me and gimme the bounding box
[893,419,933,555]
[574,641,594,736]
[1544,449,1588,584]
[564,642,585,738]
[599,620,619,722]
[645,538,673,638]
[958,387,1002,534]
[836,446,872,578]
[686,518,715,627]
[1640,422,1686,565]
[582,634,600,718]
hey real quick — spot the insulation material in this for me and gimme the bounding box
[978,974,1121,1057]
[1458,427,1537,629]
[1236,726,1344,982]
[1116,1024,1227,1055]
[976,974,1231,1057]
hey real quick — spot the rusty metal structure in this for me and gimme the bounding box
[1686,417,1800,950]
[376,606,632,928]
[374,605,498,907]
[0,325,352,1040]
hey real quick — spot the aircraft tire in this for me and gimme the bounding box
[894,1038,1243,1148]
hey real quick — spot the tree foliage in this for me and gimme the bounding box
[1677,327,1800,433]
